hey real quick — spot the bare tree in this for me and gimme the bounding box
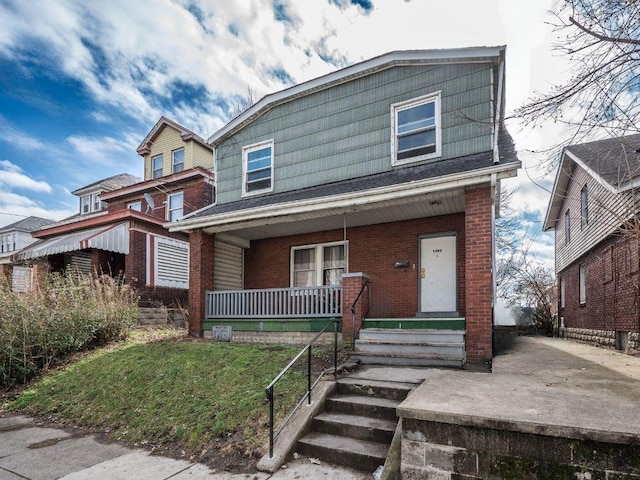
[516,0,640,144]
[226,85,258,121]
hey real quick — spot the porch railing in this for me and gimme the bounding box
[205,285,342,319]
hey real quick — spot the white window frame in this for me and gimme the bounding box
[167,191,184,222]
[560,277,566,309]
[128,201,142,211]
[580,185,588,229]
[391,91,442,166]
[152,155,163,179]
[91,192,102,212]
[290,240,348,288]
[242,139,274,196]
[172,148,185,174]
[146,234,189,289]
[579,264,586,305]
[81,195,91,214]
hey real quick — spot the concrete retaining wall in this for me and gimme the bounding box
[561,327,640,353]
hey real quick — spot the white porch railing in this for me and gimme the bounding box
[206,286,342,319]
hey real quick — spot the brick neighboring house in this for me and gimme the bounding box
[544,134,640,352]
[169,47,520,368]
[14,117,215,310]
[0,216,53,291]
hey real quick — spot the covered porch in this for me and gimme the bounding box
[169,153,522,366]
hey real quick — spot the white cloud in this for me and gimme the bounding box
[0,160,52,193]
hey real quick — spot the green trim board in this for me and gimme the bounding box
[362,318,466,330]
[204,318,342,333]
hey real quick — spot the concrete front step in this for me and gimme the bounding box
[349,352,464,368]
[313,412,396,444]
[358,328,465,344]
[297,432,388,472]
[355,339,465,357]
[336,377,414,401]
[325,394,400,421]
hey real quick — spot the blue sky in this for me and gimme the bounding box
[0,0,567,262]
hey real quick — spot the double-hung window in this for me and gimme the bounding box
[152,155,163,179]
[81,195,91,214]
[167,191,184,222]
[291,241,347,287]
[172,148,184,174]
[580,185,588,228]
[243,140,273,195]
[391,92,441,165]
[91,192,102,212]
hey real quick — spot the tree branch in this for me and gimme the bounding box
[569,16,640,46]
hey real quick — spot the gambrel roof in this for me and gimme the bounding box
[544,134,640,231]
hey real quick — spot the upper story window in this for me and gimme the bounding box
[128,201,142,211]
[564,210,571,245]
[291,241,347,287]
[580,185,588,228]
[172,148,185,174]
[167,191,184,222]
[1,233,16,253]
[80,193,103,214]
[152,155,163,179]
[243,140,274,196]
[391,92,441,165]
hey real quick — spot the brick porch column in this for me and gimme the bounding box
[341,273,370,347]
[188,229,215,337]
[465,185,493,368]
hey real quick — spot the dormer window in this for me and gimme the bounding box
[92,193,102,211]
[152,155,163,179]
[172,148,185,174]
[80,193,103,214]
[81,195,91,214]
[391,92,441,165]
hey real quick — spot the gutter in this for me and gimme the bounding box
[168,161,519,232]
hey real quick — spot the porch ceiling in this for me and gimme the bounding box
[202,188,465,240]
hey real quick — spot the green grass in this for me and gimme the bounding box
[4,329,325,466]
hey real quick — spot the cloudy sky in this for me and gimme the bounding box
[0,0,569,261]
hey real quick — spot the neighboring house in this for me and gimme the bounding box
[0,216,53,292]
[14,117,215,308]
[169,47,520,368]
[544,133,640,352]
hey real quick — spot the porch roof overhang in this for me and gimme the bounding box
[14,223,129,261]
[169,159,519,241]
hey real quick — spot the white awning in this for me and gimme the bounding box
[15,223,129,261]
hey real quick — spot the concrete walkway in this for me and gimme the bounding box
[2,336,639,479]
[0,415,369,480]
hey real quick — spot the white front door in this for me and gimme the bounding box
[420,235,457,313]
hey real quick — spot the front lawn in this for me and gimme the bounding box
[3,329,335,471]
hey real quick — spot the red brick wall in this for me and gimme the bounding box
[124,220,190,308]
[558,234,640,333]
[244,214,466,317]
[188,230,215,336]
[464,185,493,366]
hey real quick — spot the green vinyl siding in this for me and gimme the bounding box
[216,62,494,204]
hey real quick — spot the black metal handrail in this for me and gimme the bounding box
[351,279,371,342]
[265,319,340,458]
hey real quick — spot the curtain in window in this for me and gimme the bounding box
[323,245,345,285]
[293,248,316,287]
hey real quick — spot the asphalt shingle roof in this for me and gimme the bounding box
[71,173,141,195]
[0,216,54,233]
[189,128,518,220]
[565,134,640,188]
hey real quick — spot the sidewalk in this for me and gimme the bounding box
[0,415,368,480]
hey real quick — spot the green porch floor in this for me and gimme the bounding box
[361,318,466,330]
[203,318,342,333]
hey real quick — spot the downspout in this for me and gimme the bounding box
[491,172,498,361]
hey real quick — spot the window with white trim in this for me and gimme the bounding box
[243,140,273,195]
[391,92,441,165]
[80,193,102,214]
[81,195,91,214]
[291,241,347,287]
[580,185,588,228]
[152,155,163,179]
[579,264,586,305]
[128,201,142,211]
[147,234,189,289]
[1,233,16,253]
[91,192,102,212]
[167,191,184,222]
[172,148,184,174]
